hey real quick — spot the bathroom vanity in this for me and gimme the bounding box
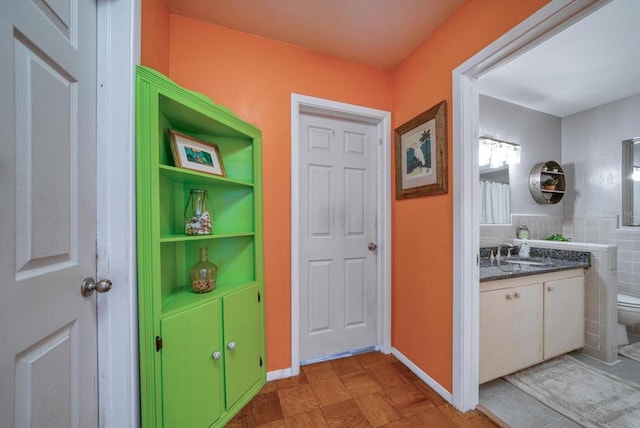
[479,249,590,384]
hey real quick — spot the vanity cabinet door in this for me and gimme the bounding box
[543,273,585,359]
[480,282,543,383]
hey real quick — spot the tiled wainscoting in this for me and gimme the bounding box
[523,240,618,363]
[563,216,640,335]
[480,215,564,247]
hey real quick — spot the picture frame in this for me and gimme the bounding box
[168,129,226,177]
[394,100,447,199]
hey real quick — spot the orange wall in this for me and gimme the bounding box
[141,0,170,75]
[390,0,548,391]
[167,15,393,371]
[139,0,548,391]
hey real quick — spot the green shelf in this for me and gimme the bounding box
[161,281,257,316]
[159,164,253,187]
[160,232,254,243]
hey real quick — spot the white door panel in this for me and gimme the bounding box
[308,165,333,237]
[344,258,366,327]
[300,114,377,361]
[0,1,98,427]
[308,260,333,334]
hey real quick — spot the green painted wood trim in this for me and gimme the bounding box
[252,133,267,391]
[137,66,261,136]
[136,74,162,428]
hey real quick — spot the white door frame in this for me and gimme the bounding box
[451,0,606,412]
[290,94,392,377]
[96,1,140,426]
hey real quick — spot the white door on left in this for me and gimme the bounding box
[0,1,101,427]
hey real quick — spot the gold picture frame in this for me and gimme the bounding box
[394,100,447,199]
[168,129,226,177]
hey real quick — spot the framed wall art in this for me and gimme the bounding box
[168,129,226,177]
[394,100,447,199]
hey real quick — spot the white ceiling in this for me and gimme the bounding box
[166,0,465,69]
[166,0,640,117]
[479,0,640,118]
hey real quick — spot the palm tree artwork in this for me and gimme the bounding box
[405,129,432,178]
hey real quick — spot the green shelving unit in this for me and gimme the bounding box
[136,66,265,428]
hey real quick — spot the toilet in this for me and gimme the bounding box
[618,293,640,327]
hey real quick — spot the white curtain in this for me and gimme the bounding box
[480,180,510,224]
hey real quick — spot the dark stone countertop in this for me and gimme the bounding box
[479,246,591,283]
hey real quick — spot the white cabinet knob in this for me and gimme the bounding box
[227,341,237,350]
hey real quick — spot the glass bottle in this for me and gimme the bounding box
[517,225,530,239]
[184,189,212,235]
[189,247,217,293]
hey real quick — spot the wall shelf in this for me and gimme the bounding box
[529,160,566,204]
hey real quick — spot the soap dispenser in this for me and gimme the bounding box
[519,239,530,258]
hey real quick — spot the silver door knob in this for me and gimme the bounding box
[227,341,237,350]
[368,242,377,251]
[81,277,112,297]
[212,351,222,360]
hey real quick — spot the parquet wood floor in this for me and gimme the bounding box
[228,352,499,427]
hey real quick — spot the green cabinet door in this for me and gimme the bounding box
[223,284,264,408]
[161,300,224,427]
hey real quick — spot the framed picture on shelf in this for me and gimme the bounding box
[394,100,447,199]
[168,129,226,177]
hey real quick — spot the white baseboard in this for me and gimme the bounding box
[391,347,453,403]
[267,367,292,382]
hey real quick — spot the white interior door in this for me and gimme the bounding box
[0,1,99,427]
[299,113,378,361]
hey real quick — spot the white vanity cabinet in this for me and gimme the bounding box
[480,281,543,384]
[543,274,585,359]
[480,269,584,384]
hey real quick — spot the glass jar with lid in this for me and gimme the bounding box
[517,225,530,239]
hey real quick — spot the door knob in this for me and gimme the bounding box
[227,341,237,350]
[368,242,377,251]
[81,277,112,297]
[212,351,222,360]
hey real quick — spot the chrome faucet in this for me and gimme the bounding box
[496,243,514,260]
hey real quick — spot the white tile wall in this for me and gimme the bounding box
[480,214,564,247]
[563,217,640,335]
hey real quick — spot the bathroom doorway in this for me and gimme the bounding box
[452,0,640,416]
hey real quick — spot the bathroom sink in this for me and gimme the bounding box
[501,259,549,266]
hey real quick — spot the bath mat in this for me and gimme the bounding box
[619,341,640,363]
[504,355,640,428]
